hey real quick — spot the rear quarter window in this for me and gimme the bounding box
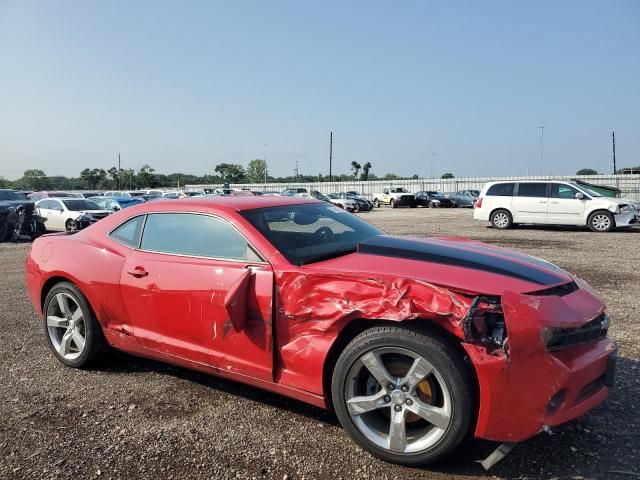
[517,183,548,197]
[486,183,515,196]
[110,216,145,248]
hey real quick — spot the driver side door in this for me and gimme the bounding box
[119,212,274,381]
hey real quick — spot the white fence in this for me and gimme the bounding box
[188,174,640,201]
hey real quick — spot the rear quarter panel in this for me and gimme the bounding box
[26,233,131,331]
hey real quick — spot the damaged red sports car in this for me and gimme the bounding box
[25,196,616,466]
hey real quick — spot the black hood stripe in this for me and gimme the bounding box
[357,236,567,285]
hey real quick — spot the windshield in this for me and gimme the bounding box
[390,188,408,193]
[62,199,102,211]
[0,190,22,201]
[242,202,383,265]
[469,190,480,197]
[571,183,602,197]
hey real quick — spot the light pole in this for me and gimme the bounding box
[431,152,438,179]
[263,144,268,188]
[539,126,545,176]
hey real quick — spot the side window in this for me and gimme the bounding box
[516,183,547,197]
[50,200,63,210]
[486,183,515,196]
[140,213,259,261]
[383,188,389,194]
[38,200,51,209]
[110,215,145,248]
[550,184,579,199]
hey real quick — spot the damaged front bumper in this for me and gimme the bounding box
[464,287,617,443]
[614,207,638,227]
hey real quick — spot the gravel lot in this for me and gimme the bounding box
[1,208,639,480]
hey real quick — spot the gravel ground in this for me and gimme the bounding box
[1,208,639,480]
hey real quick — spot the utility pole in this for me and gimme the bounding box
[329,131,333,182]
[612,131,616,175]
[294,160,300,178]
[263,144,268,188]
[539,126,545,176]
[117,153,121,189]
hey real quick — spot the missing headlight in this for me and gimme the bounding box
[463,296,508,353]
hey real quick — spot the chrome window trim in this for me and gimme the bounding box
[107,211,267,264]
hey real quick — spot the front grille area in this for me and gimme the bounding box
[400,195,413,201]
[547,313,609,351]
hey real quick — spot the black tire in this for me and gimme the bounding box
[490,209,512,229]
[43,282,107,368]
[391,199,396,209]
[65,219,78,232]
[588,210,615,232]
[331,326,475,466]
[373,199,380,208]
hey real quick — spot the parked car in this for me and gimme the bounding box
[448,190,480,208]
[414,191,455,208]
[89,196,145,211]
[372,187,417,208]
[36,198,112,232]
[28,191,78,201]
[337,192,373,211]
[327,193,359,212]
[281,187,309,197]
[103,191,132,198]
[0,189,46,241]
[25,196,617,466]
[474,180,638,232]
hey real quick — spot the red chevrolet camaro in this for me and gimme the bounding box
[25,196,616,466]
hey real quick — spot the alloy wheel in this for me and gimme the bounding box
[591,214,611,231]
[493,212,509,228]
[345,347,452,454]
[46,292,87,360]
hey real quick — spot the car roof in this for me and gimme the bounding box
[135,194,319,212]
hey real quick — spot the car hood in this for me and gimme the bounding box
[310,235,573,296]
[0,200,34,208]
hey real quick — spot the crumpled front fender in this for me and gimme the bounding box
[274,271,473,395]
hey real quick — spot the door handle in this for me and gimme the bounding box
[127,266,148,278]
[550,201,559,204]
[539,200,547,203]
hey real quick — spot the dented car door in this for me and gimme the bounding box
[119,212,273,381]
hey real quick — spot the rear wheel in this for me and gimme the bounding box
[332,327,474,466]
[391,199,396,209]
[490,209,512,229]
[588,210,614,232]
[43,282,107,368]
[373,199,380,208]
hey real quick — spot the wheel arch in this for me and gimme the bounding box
[587,208,617,227]
[321,318,479,412]
[41,275,76,311]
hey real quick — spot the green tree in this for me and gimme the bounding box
[576,168,598,175]
[350,161,361,179]
[215,163,246,183]
[383,173,400,180]
[441,172,455,179]
[80,168,107,189]
[136,164,157,188]
[360,162,372,181]
[246,159,267,183]
[108,166,124,188]
[22,169,50,190]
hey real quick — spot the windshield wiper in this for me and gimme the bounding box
[299,245,358,265]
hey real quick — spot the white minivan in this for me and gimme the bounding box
[474,180,638,232]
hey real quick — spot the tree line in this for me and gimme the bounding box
[0,160,458,191]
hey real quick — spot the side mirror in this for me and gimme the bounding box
[575,192,585,199]
[112,205,120,211]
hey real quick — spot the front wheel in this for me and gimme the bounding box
[588,210,614,232]
[331,327,474,466]
[391,199,396,209]
[373,199,380,208]
[65,219,78,232]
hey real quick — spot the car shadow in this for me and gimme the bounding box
[91,350,638,478]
